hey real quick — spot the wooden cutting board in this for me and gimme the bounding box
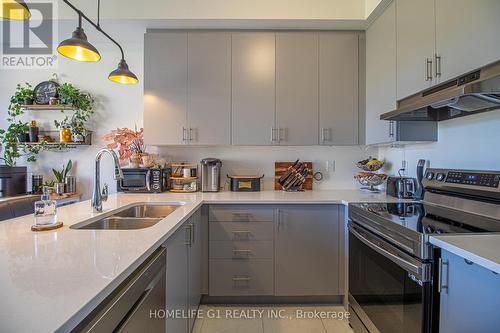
[274,161,313,191]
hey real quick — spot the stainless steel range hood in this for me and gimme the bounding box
[380,60,500,121]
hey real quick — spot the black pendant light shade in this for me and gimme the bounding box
[57,25,101,62]
[108,59,139,85]
[1,0,31,20]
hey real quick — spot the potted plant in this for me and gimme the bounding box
[52,160,72,194]
[104,126,145,167]
[14,83,34,105]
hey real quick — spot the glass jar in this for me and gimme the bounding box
[60,126,72,143]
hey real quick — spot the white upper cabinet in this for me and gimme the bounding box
[365,1,397,145]
[187,32,231,145]
[435,0,500,83]
[319,32,360,146]
[232,33,276,146]
[276,33,319,146]
[144,32,187,146]
[396,0,436,99]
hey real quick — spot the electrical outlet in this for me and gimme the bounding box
[326,160,336,173]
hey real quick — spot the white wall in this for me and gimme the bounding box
[0,21,145,199]
[152,146,378,190]
[378,112,500,178]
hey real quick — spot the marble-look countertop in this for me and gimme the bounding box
[430,234,500,274]
[0,190,403,333]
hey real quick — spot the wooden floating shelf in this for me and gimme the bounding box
[21,104,76,111]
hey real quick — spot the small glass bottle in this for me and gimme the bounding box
[34,186,57,226]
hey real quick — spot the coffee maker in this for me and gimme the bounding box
[200,158,222,192]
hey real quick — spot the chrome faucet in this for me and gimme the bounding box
[92,148,123,212]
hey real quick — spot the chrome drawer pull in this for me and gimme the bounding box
[232,276,251,282]
[232,249,252,257]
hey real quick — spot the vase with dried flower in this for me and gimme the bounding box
[104,126,146,167]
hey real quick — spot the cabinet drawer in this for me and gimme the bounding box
[209,260,274,296]
[209,205,274,222]
[210,222,273,241]
[210,241,274,259]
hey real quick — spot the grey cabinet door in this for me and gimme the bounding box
[144,32,188,145]
[319,32,359,146]
[188,210,202,332]
[232,32,276,146]
[396,0,436,99]
[439,250,500,333]
[275,205,340,296]
[165,225,189,333]
[187,32,231,145]
[276,33,319,146]
[365,1,397,145]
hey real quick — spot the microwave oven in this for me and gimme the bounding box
[117,168,169,193]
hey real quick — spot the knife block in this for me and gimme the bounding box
[274,161,313,191]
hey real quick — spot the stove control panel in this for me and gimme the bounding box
[424,168,500,191]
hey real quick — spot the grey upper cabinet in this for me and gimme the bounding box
[275,205,341,296]
[187,32,231,145]
[435,0,500,83]
[319,32,359,146]
[232,32,276,146]
[276,33,319,146]
[396,0,436,100]
[144,32,187,145]
[365,1,397,145]
[438,250,500,333]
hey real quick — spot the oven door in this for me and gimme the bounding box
[119,170,151,192]
[348,222,433,333]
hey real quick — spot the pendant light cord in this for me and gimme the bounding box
[97,0,100,27]
[63,0,125,60]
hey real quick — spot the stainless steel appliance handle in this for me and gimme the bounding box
[349,223,422,277]
[145,170,151,191]
[389,121,395,137]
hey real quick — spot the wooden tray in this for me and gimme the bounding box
[274,161,313,191]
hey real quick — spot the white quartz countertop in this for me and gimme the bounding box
[430,234,500,274]
[0,190,402,333]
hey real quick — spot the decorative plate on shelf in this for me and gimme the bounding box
[33,81,59,105]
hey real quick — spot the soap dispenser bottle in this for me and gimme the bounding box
[34,186,57,225]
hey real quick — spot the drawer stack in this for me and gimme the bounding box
[209,205,274,296]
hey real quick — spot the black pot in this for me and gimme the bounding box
[16,133,29,143]
[23,97,34,105]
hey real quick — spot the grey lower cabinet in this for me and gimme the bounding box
[208,205,341,298]
[165,210,202,333]
[438,250,500,333]
[275,205,341,296]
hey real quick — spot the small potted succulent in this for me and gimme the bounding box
[52,160,72,195]
[104,126,146,167]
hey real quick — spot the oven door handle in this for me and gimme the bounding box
[145,170,152,191]
[349,224,422,277]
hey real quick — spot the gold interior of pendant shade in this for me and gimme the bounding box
[1,0,31,20]
[108,59,139,85]
[57,27,101,62]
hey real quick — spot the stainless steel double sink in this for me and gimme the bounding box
[71,203,184,230]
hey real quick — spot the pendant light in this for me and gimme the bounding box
[1,0,31,20]
[57,14,101,62]
[108,59,139,85]
[59,0,138,84]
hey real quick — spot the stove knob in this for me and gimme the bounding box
[426,172,435,180]
[436,173,446,181]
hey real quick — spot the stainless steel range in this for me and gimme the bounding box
[348,168,500,333]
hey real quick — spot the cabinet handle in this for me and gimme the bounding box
[425,58,433,81]
[182,127,187,141]
[189,128,194,141]
[232,212,252,221]
[190,223,195,245]
[271,128,277,142]
[389,121,395,138]
[232,230,251,240]
[232,276,251,282]
[184,224,192,246]
[277,209,282,232]
[232,249,252,257]
[438,258,449,293]
[435,54,442,78]
[322,128,330,143]
[278,128,285,142]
